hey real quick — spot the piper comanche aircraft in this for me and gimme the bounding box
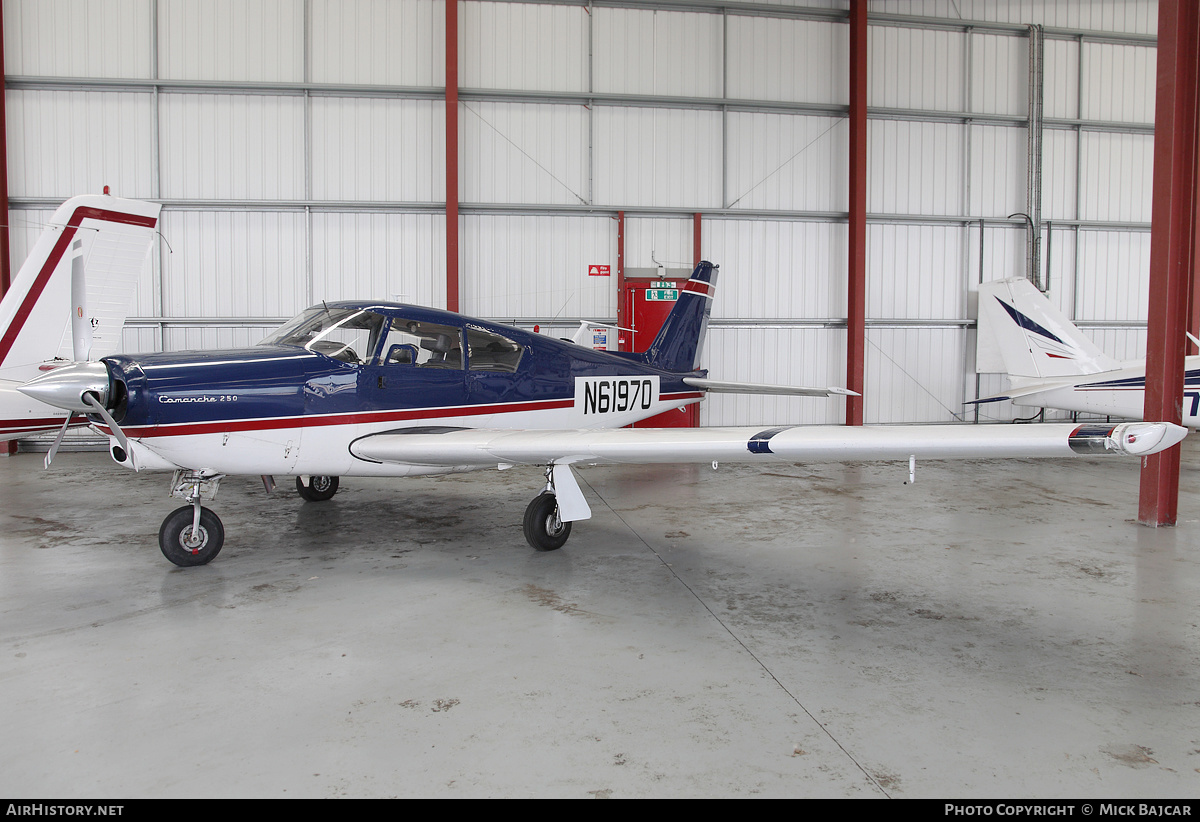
[975,277,1200,426]
[3,198,1188,567]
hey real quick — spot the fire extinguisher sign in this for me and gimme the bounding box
[588,264,611,276]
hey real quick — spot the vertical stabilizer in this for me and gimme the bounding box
[976,278,1120,381]
[639,261,718,373]
[0,195,160,382]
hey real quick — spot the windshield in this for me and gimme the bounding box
[260,306,386,365]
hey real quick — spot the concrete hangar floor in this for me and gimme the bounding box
[1,438,1198,799]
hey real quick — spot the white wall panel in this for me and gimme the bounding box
[311,98,442,202]
[870,120,964,216]
[869,225,966,319]
[311,212,446,308]
[700,327,846,427]
[866,328,968,424]
[1087,327,1147,363]
[870,1,1157,34]
[1042,225,1079,307]
[1042,129,1079,221]
[967,225,1029,284]
[1081,42,1156,124]
[594,107,722,208]
[462,215,614,320]
[871,25,965,111]
[969,33,1026,117]
[1075,230,1150,323]
[704,220,845,320]
[967,124,1027,218]
[462,102,588,205]
[121,325,160,354]
[725,16,846,105]
[623,217,693,272]
[158,0,303,83]
[159,94,305,200]
[6,91,155,199]
[1043,37,1080,120]
[310,0,441,87]
[593,7,723,98]
[161,325,283,352]
[461,1,587,92]
[159,211,307,319]
[1078,132,1153,223]
[6,208,53,278]
[725,113,847,212]
[4,0,151,78]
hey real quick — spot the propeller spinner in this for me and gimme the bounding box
[17,361,130,464]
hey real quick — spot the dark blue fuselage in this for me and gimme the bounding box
[104,302,702,430]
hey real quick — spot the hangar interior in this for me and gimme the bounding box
[2,0,1198,800]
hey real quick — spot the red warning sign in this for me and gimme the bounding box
[588,265,611,277]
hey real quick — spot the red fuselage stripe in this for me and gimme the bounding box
[101,391,707,439]
[0,207,158,367]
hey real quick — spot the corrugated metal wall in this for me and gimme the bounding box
[3,0,1159,426]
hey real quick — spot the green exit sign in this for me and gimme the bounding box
[646,288,679,301]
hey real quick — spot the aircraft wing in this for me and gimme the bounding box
[350,421,1185,468]
[682,377,857,397]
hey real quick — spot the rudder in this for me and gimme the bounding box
[639,261,718,373]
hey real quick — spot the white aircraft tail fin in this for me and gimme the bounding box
[976,278,1121,381]
[0,194,160,382]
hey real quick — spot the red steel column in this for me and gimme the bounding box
[1139,0,1199,526]
[845,0,867,426]
[0,3,13,456]
[693,212,702,267]
[445,0,460,312]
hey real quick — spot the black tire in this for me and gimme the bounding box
[296,475,339,502]
[523,492,571,551]
[159,505,225,567]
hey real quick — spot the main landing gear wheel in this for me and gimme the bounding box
[523,492,571,551]
[296,475,339,502]
[159,505,225,567]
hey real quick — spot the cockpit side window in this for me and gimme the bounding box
[465,326,523,372]
[260,306,386,365]
[378,319,465,369]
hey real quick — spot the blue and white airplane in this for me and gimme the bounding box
[4,199,1188,567]
[975,277,1200,426]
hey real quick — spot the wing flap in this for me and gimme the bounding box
[350,422,1186,467]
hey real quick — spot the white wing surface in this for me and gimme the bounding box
[351,421,1185,468]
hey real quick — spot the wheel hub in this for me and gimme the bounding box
[180,526,208,553]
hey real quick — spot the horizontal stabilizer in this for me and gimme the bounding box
[683,377,858,398]
[966,379,1083,406]
[350,421,1185,468]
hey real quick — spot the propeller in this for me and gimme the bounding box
[70,238,92,361]
[18,361,129,467]
[22,231,134,466]
[43,414,72,469]
[81,390,129,455]
[34,239,96,468]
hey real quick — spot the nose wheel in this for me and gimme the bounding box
[159,504,225,567]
